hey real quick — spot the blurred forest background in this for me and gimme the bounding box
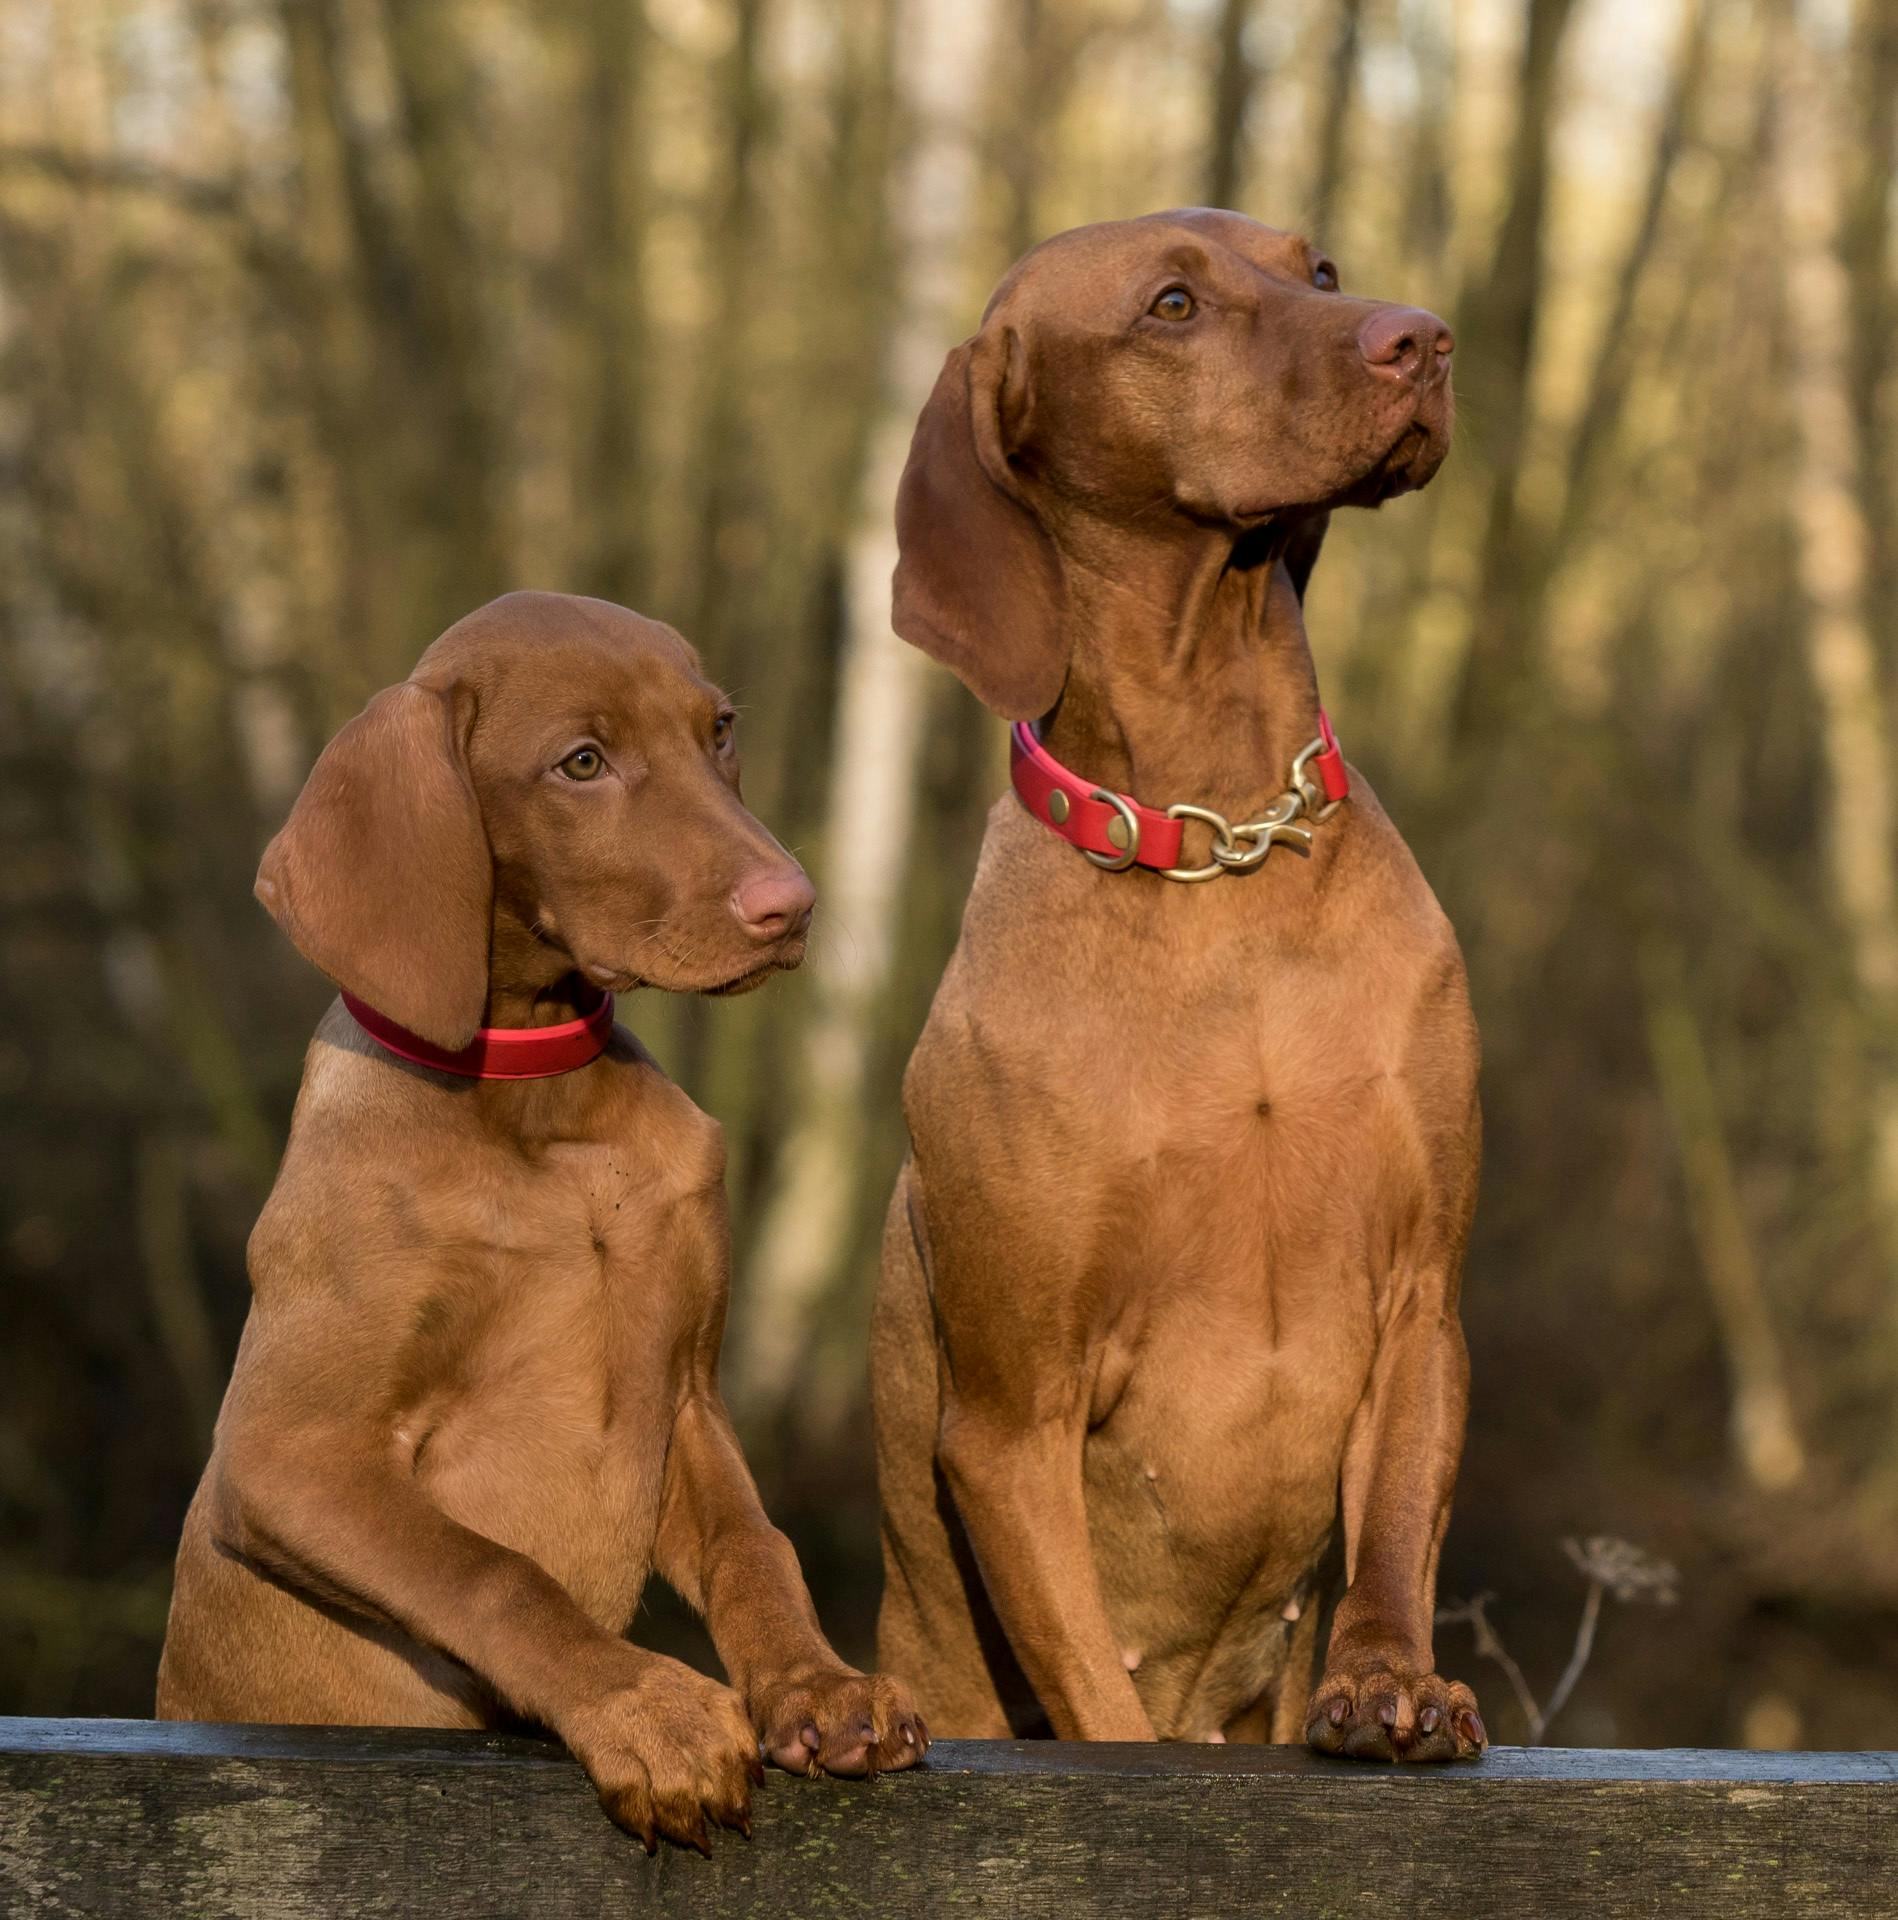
[1,0,1895,1752]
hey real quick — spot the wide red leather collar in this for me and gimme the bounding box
[341,982,615,1079]
[1010,712,1349,878]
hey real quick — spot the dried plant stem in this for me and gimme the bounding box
[1442,1539,1678,1745]
[1439,1594,1545,1741]
[1537,1579,1603,1742]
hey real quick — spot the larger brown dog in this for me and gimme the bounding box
[158,592,925,1849]
[872,212,1485,1759]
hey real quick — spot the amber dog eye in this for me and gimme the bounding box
[558,746,605,781]
[713,712,735,752]
[1313,260,1340,291]
[1149,287,1195,321]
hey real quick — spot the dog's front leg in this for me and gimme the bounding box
[1304,1258,1487,1763]
[912,1178,1155,1741]
[653,1196,929,1777]
[657,1394,929,1775]
[937,1399,1156,1741]
[210,1380,759,1848]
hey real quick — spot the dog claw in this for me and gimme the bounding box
[1310,1669,1486,1765]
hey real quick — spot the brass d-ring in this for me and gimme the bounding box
[1082,788,1142,871]
[1161,801,1237,883]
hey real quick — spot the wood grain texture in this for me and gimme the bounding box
[4,1719,1896,1918]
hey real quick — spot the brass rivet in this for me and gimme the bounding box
[1048,790,1070,824]
[1106,815,1132,850]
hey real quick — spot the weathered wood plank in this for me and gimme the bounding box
[3,1718,1895,1918]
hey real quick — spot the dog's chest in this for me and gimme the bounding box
[392,1136,716,1626]
[1087,952,1432,1420]
[919,886,1468,1583]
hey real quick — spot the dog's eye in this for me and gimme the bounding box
[1149,287,1195,322]
[558,746,605,781]
[1313,260,1340,292]
[713,712,736,753]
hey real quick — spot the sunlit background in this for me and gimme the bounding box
[1,0,1894,1753]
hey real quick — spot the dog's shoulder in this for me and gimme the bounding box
[586,1038,728,1197]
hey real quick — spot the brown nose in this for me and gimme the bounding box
[731,866,815,943]
[1358,305,1453,382]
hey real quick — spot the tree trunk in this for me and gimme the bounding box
[1537,0,1712,590]
[1306,0,1364,241]
[1449,0,1580,741]
[729,0,1001,1417]
[571,0,653,611]
[1637,932,1805,1492]
[1839,0,1897,698]
[1203,0,1258,211]
[1774,0,1898,1457]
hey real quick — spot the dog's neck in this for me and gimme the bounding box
[481,898,599,1030]
[1037,516,1325,819]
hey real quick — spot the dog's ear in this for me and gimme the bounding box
[1283,511,1330,604]
[255,679,492,1051]
[891,326,1067,720]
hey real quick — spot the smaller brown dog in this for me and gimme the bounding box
[156,591,926,1850]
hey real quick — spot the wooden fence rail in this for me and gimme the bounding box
[4,1718,1896,1917]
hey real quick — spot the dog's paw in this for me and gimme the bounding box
[566,1656,763,1852]
[749,1666,930,1778]
[1305,1664,1486,1763]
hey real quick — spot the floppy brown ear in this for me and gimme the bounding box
[891,327,1067,720]
[255,680,492,1051]
[1283,511,1330,604]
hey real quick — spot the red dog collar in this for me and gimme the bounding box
[1010,712,1349,881]
[341,982,615,1079]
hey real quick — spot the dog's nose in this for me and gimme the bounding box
[1358,305,1453,382]
[731,867,815,943]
